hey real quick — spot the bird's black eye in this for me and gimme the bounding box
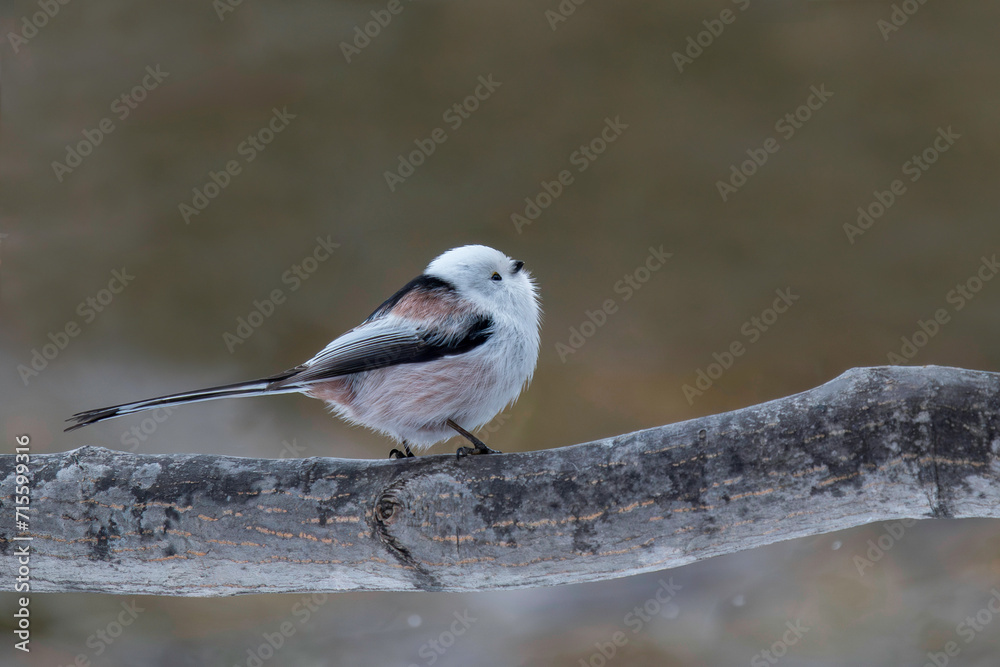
[491,272,502,281]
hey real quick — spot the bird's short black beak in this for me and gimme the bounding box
[512,260,524,274]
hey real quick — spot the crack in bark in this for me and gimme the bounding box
[372,477,442,591]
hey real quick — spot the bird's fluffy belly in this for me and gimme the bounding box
[306,351,519,447]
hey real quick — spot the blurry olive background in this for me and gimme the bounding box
[4,0,1000,665]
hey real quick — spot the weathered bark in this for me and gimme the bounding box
[2,365,999,596]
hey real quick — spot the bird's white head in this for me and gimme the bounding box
[426,245,540,327]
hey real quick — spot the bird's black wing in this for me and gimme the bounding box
[274,314,493,387]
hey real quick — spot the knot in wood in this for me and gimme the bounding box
[375,488,404,526]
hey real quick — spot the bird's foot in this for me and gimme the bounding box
[388,441,415,459]
[455,443,502,458]
[446,418,502,459]
[455,443,503,459]
[388,448,415,459]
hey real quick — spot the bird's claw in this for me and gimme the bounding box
[455,444,502,459]
[388,448,414,459]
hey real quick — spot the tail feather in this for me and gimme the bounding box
[65,371,303,432]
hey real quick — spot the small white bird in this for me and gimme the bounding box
[66,245,541,458]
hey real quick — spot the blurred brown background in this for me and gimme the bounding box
[3,0,1000,664]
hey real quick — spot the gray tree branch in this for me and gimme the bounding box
[3,365,999,596]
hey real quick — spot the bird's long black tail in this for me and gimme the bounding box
[64,370,303,432]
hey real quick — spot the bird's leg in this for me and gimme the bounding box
[447,419,501,458]
[388,440,415,459]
